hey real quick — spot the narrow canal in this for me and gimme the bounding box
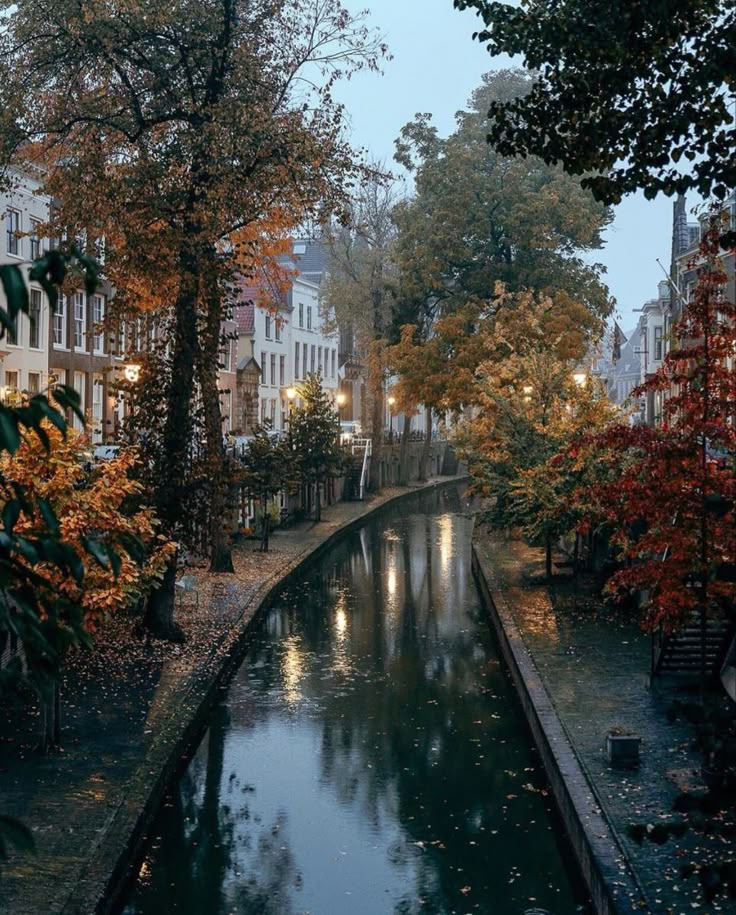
[122,486,589,915]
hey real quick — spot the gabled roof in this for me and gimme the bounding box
[278,237,326,285]
[237,355,260,373]
[234,300,255,335]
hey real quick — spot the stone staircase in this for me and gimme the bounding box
[344,459,363,501]
[653,611,733,677]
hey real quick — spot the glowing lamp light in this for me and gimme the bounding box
[124,363,141,383]
[388,395,396,408]
[286,387,297,401]
[336,392,347,407]
[572,371,588,388]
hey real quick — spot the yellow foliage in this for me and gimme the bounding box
[0,423,175,627]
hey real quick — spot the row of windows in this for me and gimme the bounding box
[294,343,336,381]
[265,303,315,340]
[52,292,106,352]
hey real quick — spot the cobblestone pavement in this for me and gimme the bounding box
[0,480,458,915]
[474,529,731,915]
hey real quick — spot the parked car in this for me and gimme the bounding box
[93,444,120,462]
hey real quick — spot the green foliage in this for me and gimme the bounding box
[0,245,104,867]
[287,375,344,519]
[393,69,612,324]
[454,0,735,203]
[238,423,291,551]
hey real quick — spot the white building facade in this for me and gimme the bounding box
[0,166,53,404]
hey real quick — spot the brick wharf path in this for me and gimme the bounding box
[0,478,463,915]
[473,528,731,915]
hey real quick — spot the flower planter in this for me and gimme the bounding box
[606,733,641,768]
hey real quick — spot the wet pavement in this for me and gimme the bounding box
[474,530,730,914]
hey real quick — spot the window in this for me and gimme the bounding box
[261,351,267,385]
[29,219,42,259]
[270,353,276,387]
[5,209,20,255]
[303,342,308,377]
[331,349,336,379]
[265,314,272,339]
[6,310,18,346]
[279,355,285,387]
[92,295,105,353]
[654,326,663,361]
[73,293,86,350]
[295,341,300,379]
[73,372,85,431]
[222,337,233,372]
[54,295,67,347]
[27,372,40,395]
[310,344,315,373]
[29,289,42,349]
[307,306,312,330]
[261,398,268,423]
[318,346,323,374]
[92,376,104,443]
[5,370,18,391]
[275,319,281,342]
[299,302,304,327]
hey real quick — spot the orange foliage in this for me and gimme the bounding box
[0,424,175,626]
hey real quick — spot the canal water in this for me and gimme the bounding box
[122,487,589,915]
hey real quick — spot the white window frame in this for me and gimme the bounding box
[29,288,42,350]
[5,209,20,256]
[53,295,67,348]
[73,292,86,351]
[92,295,105,354]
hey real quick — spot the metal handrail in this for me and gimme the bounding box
[350,437,372,499]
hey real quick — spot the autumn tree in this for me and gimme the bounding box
[322,170,401,488]
[0,0,387,638]
[238,424,290,553]
[454,0,736,205]
[590,213,736,648]
[0,425,174,746]
[287,375,344,522]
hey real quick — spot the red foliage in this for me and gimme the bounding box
[591,210,736,631]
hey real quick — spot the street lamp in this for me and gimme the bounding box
[572,371,588,388]
[388,395,396,443]
[124,363,141,383]
[336,392,346,408]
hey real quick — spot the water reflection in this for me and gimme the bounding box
[123,487,588,915]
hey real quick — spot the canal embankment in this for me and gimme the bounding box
[472,524,725,915]
[0,476,465,915]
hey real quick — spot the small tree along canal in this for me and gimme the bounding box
[122,486,589,914]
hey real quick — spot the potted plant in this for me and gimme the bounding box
[606,726,641,768]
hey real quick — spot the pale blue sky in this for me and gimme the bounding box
[334,0,672,332]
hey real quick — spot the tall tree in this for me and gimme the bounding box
[322,170,401,488]
[0,0,387,637]
[590,213,736,638]
[454,0,736,204]
[393,69,613,324]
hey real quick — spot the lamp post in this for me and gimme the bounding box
[286,386,297,429]
[388,395,396,444]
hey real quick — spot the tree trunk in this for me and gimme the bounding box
[315,479,322,522]
[418,408,433,481]
[198,284,234,573]
[261,494,270,552]
[145,232,203,641]
[398,415,412,485]
[40,682,61,752]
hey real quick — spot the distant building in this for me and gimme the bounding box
[233,242,339,435]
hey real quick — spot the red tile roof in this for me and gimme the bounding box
[234,299,255,335]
